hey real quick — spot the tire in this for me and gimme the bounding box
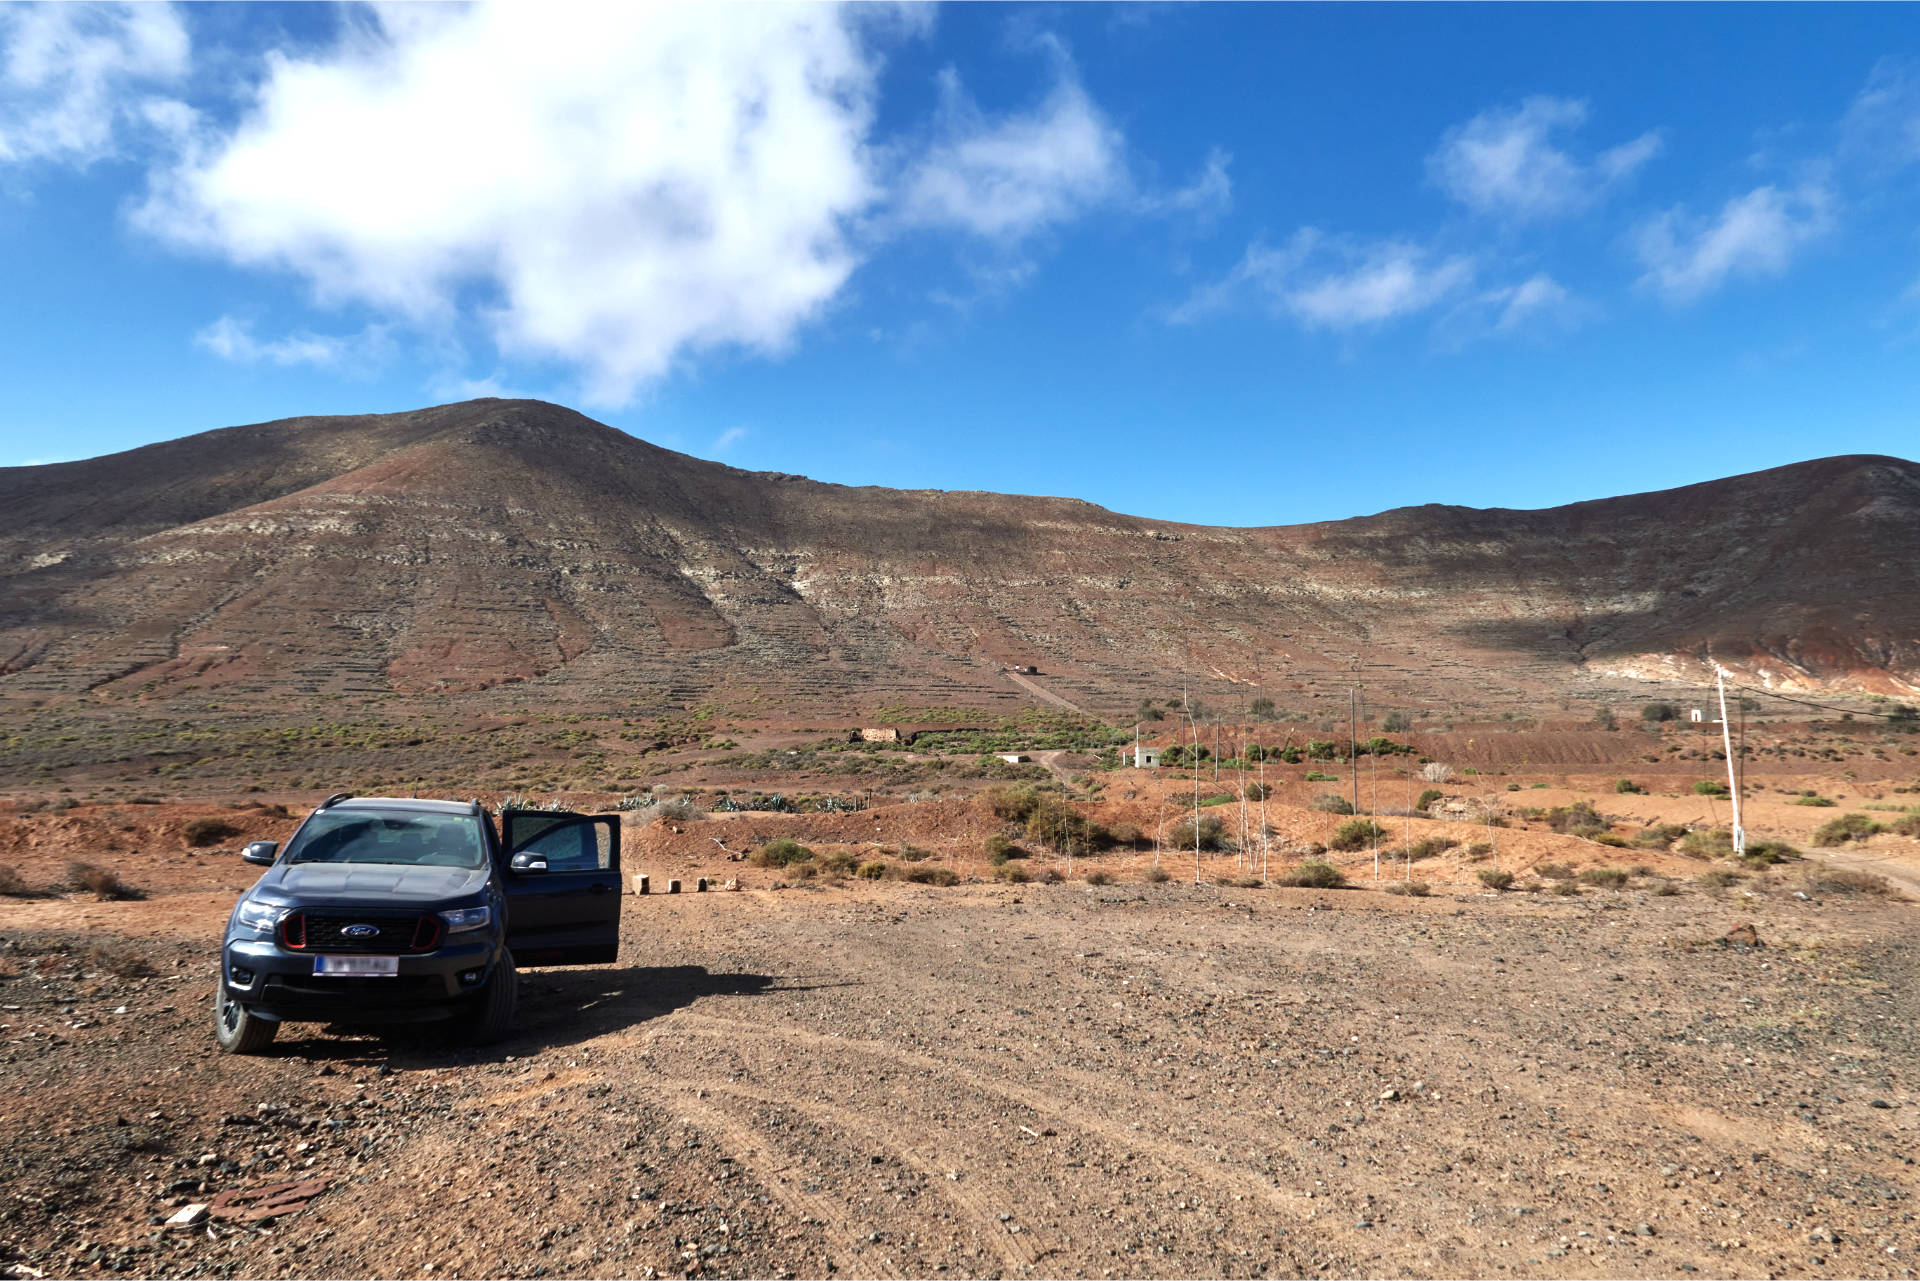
[465,954,518,1046]
[213,982,277,1055]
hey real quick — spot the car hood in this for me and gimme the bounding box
[268,863,488,906]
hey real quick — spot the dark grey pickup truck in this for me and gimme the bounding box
[215,794,621,1054]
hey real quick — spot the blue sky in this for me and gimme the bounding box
[2,3,1917,525]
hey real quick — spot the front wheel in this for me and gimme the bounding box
[214,983,277,1055]
[464,955,518,1046]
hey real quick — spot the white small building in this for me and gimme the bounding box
[1132,745,1161,768]
[1689,708,1704,723]
[997,753,1030,764]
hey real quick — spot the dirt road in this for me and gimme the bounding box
[3,875,1918,1280]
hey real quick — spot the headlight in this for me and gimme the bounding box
[236,900,283,934]
[438,905,491,933]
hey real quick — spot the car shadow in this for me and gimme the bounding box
[268,964,850,1065]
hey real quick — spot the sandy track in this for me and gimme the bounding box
[3,877,1919,1279]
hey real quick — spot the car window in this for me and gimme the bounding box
[511,816,612,872]
[285,811,486,868]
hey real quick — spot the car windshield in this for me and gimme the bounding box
[285,810,486,869]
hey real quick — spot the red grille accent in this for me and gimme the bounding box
[280,913,307,950]
[410,916,445,951]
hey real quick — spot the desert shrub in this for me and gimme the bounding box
[1802,868,1897,896]
[1383,710,1413,733]
[1024,795,1110,853]
[1421,762,1453,784]
[655,794,702,822]
[1305,739,1340,761]
[1679,828,1734,859]
[1462,841,1493,861]
[1167,814,1226,851]
[1693,779,1730,797]
[1415,788,1444,812]
[1304,770,1338,783]
[985,785,1048,823]
[1548,881,1579,896]
[1633,823,1687,850]
[1614,779,1642,794]
[1250,697,1276,720]
[67,863,141,901]
[1107,821,1142,846]
[1536,861,1575,880]
[1642,702,1678,723]
[1792,794,1837,807]
[85,943,155,979]
[750,838,814,869]
[1593,706,1619,730]
[1328,819,1387,852]
[1036,867,1065,884]
[1278,860,1346,888]
[1698,867,1743,888]
[1406,835,1458,860]
[1477,869,1514,891]
[897,843,933,862]
[184,817,240,848]
[0,865,31,897]
[1383,880,1430,896]
[1892,813,1920,837]
[1225,876,1263,888]
[1813,814,1884,847]
[1577,867,1629,888]
[1143,865,1171,884]
[994,864,1031,884]
[1084,870,1112,886]
[1592,833,1629,847]
[1741,839,1801,866]
[983,833,1025,864]
[1649,878,1679,896]
[817,851,858,874]
[855,860,889,880]
[1629,863,1656,876]
[1310,793,1355,815]
[1243,782,1271,802]
[1507,783,1521,792]
[1198,793,1236,808]
[904,866,959,886]
[1542,801,1608,836]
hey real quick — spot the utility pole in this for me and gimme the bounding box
[1715,666,1745,855]
[1349,687,1359,816]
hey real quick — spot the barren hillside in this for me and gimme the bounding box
[2,399,1915,719]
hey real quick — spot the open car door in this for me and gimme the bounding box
[500,809,621,966]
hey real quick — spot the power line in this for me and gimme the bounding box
[1727,681,1908,720]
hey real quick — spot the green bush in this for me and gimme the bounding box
[1741,839,1801,866]
[1415,788,1444,812]
[1577,867,1629,888]
[904,866,959,886]
[1462,841,1493,861]
[1278,860,1346,888]
[1698,867,1742,888]
[1250,697,1277,720]
[1536,861,1575,880]
[1328,819,1387,852]
[1406,836,1458,860]
[1679,828,1733,859]
[1383,711,1413,733]
[1543,802,1607,835]
[750,838,814,868]
[1477,869,1514,891]
[1243,782,1271,802]
[1792,794,1836,807]
[1310,793,1354,814]
[1693,779,1730,797]
[1198,792,1236,808]
[1167,814,1225,851]
[1813,814,1883,847]
[1642,702,1678,723]
[1614,779,1642,794]
[994,864,1031,884]
[855,860,890,880]
[1633,823,1687,850]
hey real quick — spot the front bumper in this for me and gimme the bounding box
[223,935,496,1024]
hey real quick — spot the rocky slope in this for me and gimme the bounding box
[1,399,1915,717]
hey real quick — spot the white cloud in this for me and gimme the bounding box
[0,1,189,166]
[1633,184,1832,304]
[710,426,749,455]
[1142,145,1232,222]
[898,55,1125,241]
[1841,57,1920,170]
[1434,273,1586,350]
[1488,273,1573,332]
[1429,96,1661,222]
[1172,229,1475,331]
[194,314,390,371]
[136,3,884,406]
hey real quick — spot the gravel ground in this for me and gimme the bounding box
[2,877,1917,1280]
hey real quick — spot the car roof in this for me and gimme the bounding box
[321,797,479,816]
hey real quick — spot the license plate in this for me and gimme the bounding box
[313,955,398,977]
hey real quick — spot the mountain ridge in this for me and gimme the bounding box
[3,399,1916,714]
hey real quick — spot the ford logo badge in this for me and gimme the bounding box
[342,924,380,938]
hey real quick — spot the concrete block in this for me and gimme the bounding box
[631,874,649,895]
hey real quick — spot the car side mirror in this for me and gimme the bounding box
[510,852,548,874]
[242,841,278,866]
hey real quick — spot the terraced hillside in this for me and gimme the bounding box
[1,398,1916,721]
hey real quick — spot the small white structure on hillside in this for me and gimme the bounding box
[1132,745,1161,768]
[1689,708,1704,723]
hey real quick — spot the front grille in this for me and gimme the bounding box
[280,912,443,953]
